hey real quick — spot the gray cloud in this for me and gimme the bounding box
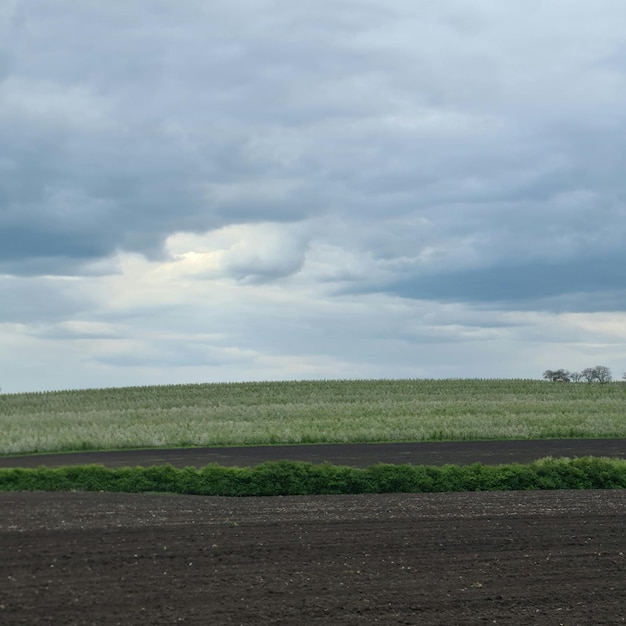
[3,1,626,278]
[381,253,626,309]
[2,1,626,391]
[0,276,93,323]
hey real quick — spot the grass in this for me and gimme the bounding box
[1,378,625,456]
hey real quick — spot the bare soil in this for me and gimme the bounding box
[1,441,625,625]
[2,438,626,469]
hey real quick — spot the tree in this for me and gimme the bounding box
[543,369,571,382]
[595,365,613,383]
[581,365,612,383]
[570,371,582,382]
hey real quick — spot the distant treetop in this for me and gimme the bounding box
[544,366,612,383]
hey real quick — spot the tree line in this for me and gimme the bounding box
[542,365,621,383]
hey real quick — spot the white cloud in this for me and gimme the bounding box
[165,222,309,282]
[560,312,626,342]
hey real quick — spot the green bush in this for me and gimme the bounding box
[0,457,625,496]
[366,464,434,493]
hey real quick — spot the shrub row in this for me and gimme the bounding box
[1,457,625,496]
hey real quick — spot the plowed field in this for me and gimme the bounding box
[1,440,625,625]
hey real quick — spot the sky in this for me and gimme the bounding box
[1,0,626,393]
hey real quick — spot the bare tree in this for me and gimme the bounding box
[595,366,613,383]
[581,367,596,382]
[581,366,612,383]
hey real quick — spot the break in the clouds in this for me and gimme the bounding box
[1,0,626,392]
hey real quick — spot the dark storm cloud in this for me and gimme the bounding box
[2,1,361,275]
[4,0,626,290]
[383,252,626,311]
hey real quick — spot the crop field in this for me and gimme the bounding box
[2,379,625,624]
[1,378,625,455]
[2,489,625,625]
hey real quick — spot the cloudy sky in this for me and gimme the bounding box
[2,0,626,392]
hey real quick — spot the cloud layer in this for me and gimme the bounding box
[2,0,626,391]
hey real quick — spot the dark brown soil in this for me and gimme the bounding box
[1,440,626,624]
[2,438,626,469]
[1,489,625,625]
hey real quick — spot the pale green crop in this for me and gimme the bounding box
[1,378,624,455]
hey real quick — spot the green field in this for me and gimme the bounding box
[1,379,624,456]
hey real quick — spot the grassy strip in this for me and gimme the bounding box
[1,457,625,496]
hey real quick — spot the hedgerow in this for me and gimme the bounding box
[1,457,625,496]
